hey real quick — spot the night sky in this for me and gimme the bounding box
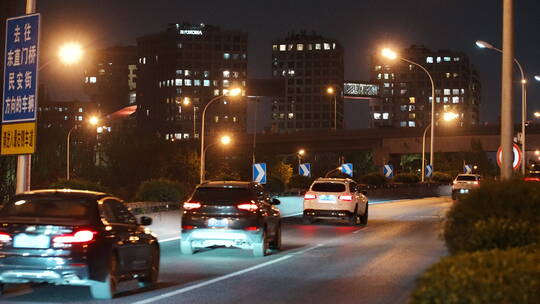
[35,0,539,126]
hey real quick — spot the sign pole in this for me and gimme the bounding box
[14,0,37,193]
[500,0,514,179]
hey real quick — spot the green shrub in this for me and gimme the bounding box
[265,177,285,195]
[135,178,187,202]
[444,179,540,254]
[288,175,313,190]
[359,172,387,186]
[410,248,540,304]
[392,173,419,183]
[49,178,107,193]
[431,171,453,183]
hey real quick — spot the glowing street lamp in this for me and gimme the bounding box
[220,135,231,145]
[297,149,306,167]
[67,115,99,180]
[382,47,436,175]
[326,87,338,130]
[58,42,83,65]
[200,87,242,183]
[476,40,528,174]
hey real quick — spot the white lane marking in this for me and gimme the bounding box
[158,236,181,243]
[290,243,323,255]
[132,254,293,304]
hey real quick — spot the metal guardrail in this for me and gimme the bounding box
[127,201,180,215]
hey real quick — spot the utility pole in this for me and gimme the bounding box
[500,0,514,179]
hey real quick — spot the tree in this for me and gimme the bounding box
[269,161,293,187]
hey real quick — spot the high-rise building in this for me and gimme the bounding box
[83,46,138,116]
[271,31,344,133]
[136,23,248,140]
[371,45,481,128]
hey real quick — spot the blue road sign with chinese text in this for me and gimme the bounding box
[3,14,40,123]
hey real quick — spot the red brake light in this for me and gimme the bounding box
[304,193,317,200]
[0,232,12,243]
[53,230,96,244]
[237,203,258,211]
[338,194,353,201]
[183,201,202,210]
[244,226,259,231]
[182,225,195,230]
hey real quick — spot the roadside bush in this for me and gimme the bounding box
[264,177,285,195]
[430,171,453,183]
[49,178,107,193]
[444,179,540,254]
[392,173,419,183]
[410,248,540,304]
[134,178,187,202]
[288,175,313,190]
[359,172,387,186]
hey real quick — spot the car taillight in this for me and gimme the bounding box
[244,226,259,231]
[182,225,195,230]
[473,181,479,185]
[183,201,202,210]
[338,194,353,201]
[304,193,317,200]
[0,232,11,243]
[237,203,258,211]
[52,230,96,244]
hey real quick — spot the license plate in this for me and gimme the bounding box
[459,189,469,194]
[207,218,229,228]
[319,195,336,202]
[13,233,50,249]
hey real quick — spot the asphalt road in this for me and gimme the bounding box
[0,197,451,304]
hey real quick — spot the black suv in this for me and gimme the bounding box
[0,190,159,300]
[181,181,281,257]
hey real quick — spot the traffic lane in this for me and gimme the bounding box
[0,197,450,303]
[142,197,451,304]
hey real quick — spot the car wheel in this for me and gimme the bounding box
[360,204,368,226]
[253,230,268,257]
[90,254,118,300]
[180,240,194,255]
[0,283,4,295]
[269,225,282,251]
[349,206,361,226]
[303,215,315,225]
[138,245,160,288]
[451,190,457,200]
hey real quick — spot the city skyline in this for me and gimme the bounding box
[33,0,540,125]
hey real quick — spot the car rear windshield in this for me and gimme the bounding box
[311,182,346,192]
[191,187,253,205]
[0,197,95,220]
[456,175,478,181]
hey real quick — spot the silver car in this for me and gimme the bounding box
[451,174,481,200]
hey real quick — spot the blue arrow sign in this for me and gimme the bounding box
[253,163,267,184]
[464,164,472,174]
[425,165,433,178]
[299,163,311,177]
[341,163,353,177]
[2,14,40,123]
[383,164,394,178]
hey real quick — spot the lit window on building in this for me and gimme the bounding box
[324,43,330,50]
[409,105,415,111]
[203,80,210,87]
[453,57,460,61]
[288,69,295,76]
[382,113,389,119]
[288,113,294,119]
[288,44,293,51]
[223,70,230,78]
[175,79,182,86]
[444,89,451,95]
[461,88,465,95]
[233,117,238,122]
[297,44,303,51]
[176,69,183,76]
[332,43,336,49]
[204,71,210,78]
[223,80,230,87]
[408,121,416,127]
[426,57,433,63]
[452,89,460,95]
[279,44,286,51]
[307,44,313,50]
[452,97,460,103]
[444,57,451,62]
[184,79,192,86]
[453,73,459,78]
[375,65,382,71]
[142,57,146,64]
[177,43,182,49]
[185,70,191,76]
[443,97,449,103]
[315,43,321,50]
[400,105,407,111]
[445,73,451,78]
[409,97,415,104]
[436,57,441,63]
[223,53,230,59]
[194,79,201,86]
[373,113,382,120]
[78,107,83,113]
[183,133,190,139]
[214,116,219,123]
[400,121,407,127]
[89,77,97,83]
[383,83,391,87]
[377,73,382,79]
[436,97,441,103]
[272,45,278,51]
[409,113,416,119]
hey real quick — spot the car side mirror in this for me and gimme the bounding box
[140,216,152,226]
[271,198,281,205]
[360,190,368,196]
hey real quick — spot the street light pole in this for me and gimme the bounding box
[421,125,430,182]
[476,40,526,174]
[66,126,76,180]
[501,0,515,180]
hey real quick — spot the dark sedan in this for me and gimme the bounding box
[181,181,281,257]
[0,189,159,299]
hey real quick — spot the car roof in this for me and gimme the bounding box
[314,178,354,183]
[197,181,257,189]
[456,174,480,177]
[13,189,110,199]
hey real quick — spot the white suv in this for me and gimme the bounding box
[303,178,368,225]
[451,174,481,200]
